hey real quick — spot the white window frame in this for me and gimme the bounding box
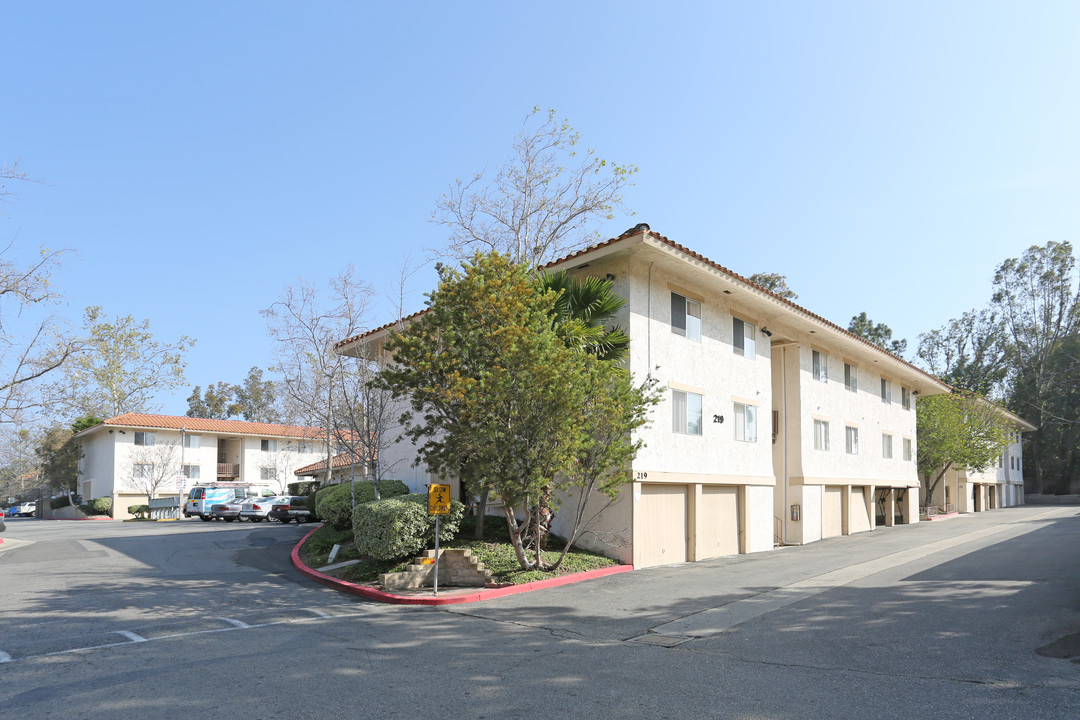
[880,378,892,404]
[134,431,156,447]
[261,439,278,452]
[903,438,913,462]
[844,363,857,393]
[812,350,828,383]
[183,434,201,449]
[845,426,859,455]
[182,464,201,480]
[882,433,893,460]
[260,467,278,482]
[132,463,154,478]
[672,390,703,436]
[814,419,830,451]
[901,387,911,410]
[670,292,702,341]
[733,317,756,359]
[734,403,757,443]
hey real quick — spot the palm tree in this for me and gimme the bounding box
[538,270,630,361]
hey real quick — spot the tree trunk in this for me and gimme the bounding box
[503,504,535,570]
[474,487,490,540]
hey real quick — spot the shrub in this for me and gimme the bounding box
[351,492,466,561]
[307,486,322,521]
[50,495,72,510]
[401,493,465,546]
[352,498,429,560]
[88,496,113,515]
[128,504,150,518]
[316,479,409,530]
[288,480,320,496]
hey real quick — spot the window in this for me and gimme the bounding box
[132,463,154,478]
[882,433,893,459]
[734,403,757,442]
[298,442,312,454]
[182,465,201,480]
[134,431,156,446]
[901,387,911,410]
[183,434,200,449]
[814,420,830,451]
[670,292,702,341]
[812,351,828,382]
[260,467,278,481]
[261,439,277,452]
[844,363,857,393]
[880,378,892,404]
[903,438,912,462]
[672,390,703,435]
[845,426,859,455]
[733,317,756,359]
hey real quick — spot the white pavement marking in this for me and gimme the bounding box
[217,617,251,629]
[0,651,12,663]
[115,630,148,643]
[653,508,1068,639]
[305,608,332,618]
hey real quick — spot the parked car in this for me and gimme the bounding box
[11,502,37,517]
[208,497,248,522]
[268,496,315,524]
[239,496,287,523]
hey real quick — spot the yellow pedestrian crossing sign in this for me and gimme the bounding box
[428,483,451,515]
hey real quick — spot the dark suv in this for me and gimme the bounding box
[267,496,315,524]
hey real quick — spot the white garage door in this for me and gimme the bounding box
[698,485,740,559]
[822,487,843,538]
[848,487,871,534]
[637,484,688,567]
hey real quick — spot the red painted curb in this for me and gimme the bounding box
[290,527,633,606]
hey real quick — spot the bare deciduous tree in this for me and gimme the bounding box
[433,108,637,268]
[263,267,373,487]
[127,441,179,506]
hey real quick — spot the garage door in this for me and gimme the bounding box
[637,484,688,567]
[848,487,871,534]
[822,487,843,538]
[698,485,739,559]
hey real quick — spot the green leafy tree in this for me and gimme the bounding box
[185,381,236,419]
[916,309,1008,397]
[748,272,798,300]
[993,241,1080,494]
[917,393,1013,506]
[35,415,103,495]
[58,306,194,418]
[234,367,280,423]
[433,108,637,268]
[379,253,655,571]
[848,312,907,356]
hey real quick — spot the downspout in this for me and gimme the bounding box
[647,262,654,379]
[781,346,788,545]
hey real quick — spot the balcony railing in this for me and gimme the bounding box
[217,463,240,478]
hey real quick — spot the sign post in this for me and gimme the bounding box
[428,484,451,595]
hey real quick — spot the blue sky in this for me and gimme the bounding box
[4,2,1079,419]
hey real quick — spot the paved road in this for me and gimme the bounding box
[1,507,1079,719]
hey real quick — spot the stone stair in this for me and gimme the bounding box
[380,548,493,591]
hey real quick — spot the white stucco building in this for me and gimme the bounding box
[337,226,954,569]
[76,414,329,518]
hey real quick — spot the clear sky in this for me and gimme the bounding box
[4,2,1079,419]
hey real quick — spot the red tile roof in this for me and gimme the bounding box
[76,413,330,440]
[333,225,951,392]
[293,452,366,476]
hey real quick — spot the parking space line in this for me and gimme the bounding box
[0,651,11,663]
[115,631,147,643]
[216,617,251,629]
[305,608,332,618]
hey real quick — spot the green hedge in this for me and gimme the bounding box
[316,479,409,530]
[351,492,465,561]
[288,480,321,496]
[79,496,113,516]
[128,504,150,518]
[50,495,72,510]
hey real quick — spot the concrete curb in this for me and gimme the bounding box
[291,526,634,606]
